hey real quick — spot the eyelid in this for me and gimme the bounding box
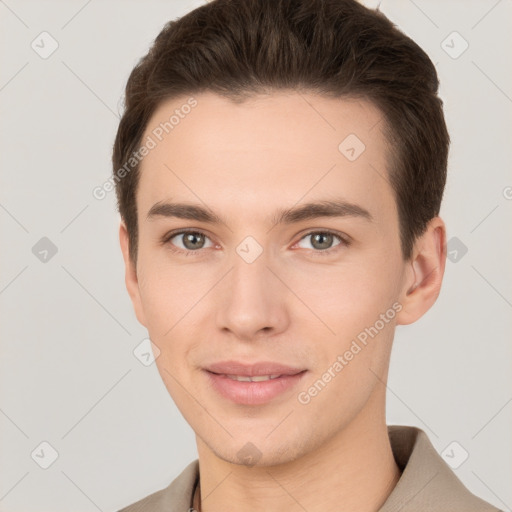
[162,228,215,246]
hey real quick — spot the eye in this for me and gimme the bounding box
[161,229,350,257]
[164,230,215,253]
[295,230,349,255]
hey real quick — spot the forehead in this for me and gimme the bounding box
[137,91,396,226]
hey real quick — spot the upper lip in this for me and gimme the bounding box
[205,360,306,377]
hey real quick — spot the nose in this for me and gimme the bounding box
[215,250,290,341]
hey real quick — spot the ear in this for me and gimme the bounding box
[119,221,147,327]
[395,216,447,326]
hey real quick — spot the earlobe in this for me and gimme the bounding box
[119,222,147,327]
[396,217,447,326]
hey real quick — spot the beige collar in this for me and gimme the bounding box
[118,425,501,512]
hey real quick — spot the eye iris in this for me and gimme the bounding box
[183,232,205,250]
[312,233,333,250]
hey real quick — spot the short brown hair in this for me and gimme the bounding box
[112,0,449,264]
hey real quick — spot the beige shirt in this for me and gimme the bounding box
[118,425,502,512]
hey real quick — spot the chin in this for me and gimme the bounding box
[202,427,317,468]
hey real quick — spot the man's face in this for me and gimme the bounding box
[124,91,413,465]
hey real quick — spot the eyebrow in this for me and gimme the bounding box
[146,198,373,226]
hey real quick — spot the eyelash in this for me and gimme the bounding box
[161,229,351,258]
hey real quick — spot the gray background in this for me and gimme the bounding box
[0,0,511,510]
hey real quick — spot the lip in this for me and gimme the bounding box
[204,361,307,405]
[205,360,305,377]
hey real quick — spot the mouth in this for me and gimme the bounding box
[216,373,284,382]
[204,368,308,405]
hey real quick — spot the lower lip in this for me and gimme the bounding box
[205,370,307,405]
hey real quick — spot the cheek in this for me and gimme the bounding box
[284,254,401,394]
[137,254,199,327]
[285,256,400,334]
[136,256,208,372]
[295,284,397,420]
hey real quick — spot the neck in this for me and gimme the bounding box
[195,385,401,512]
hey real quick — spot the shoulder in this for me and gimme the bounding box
[117,459,199,512]
[382,425,503,512]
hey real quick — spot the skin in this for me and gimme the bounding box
[119,90,446,512]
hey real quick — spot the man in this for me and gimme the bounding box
[113,0,501,510]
